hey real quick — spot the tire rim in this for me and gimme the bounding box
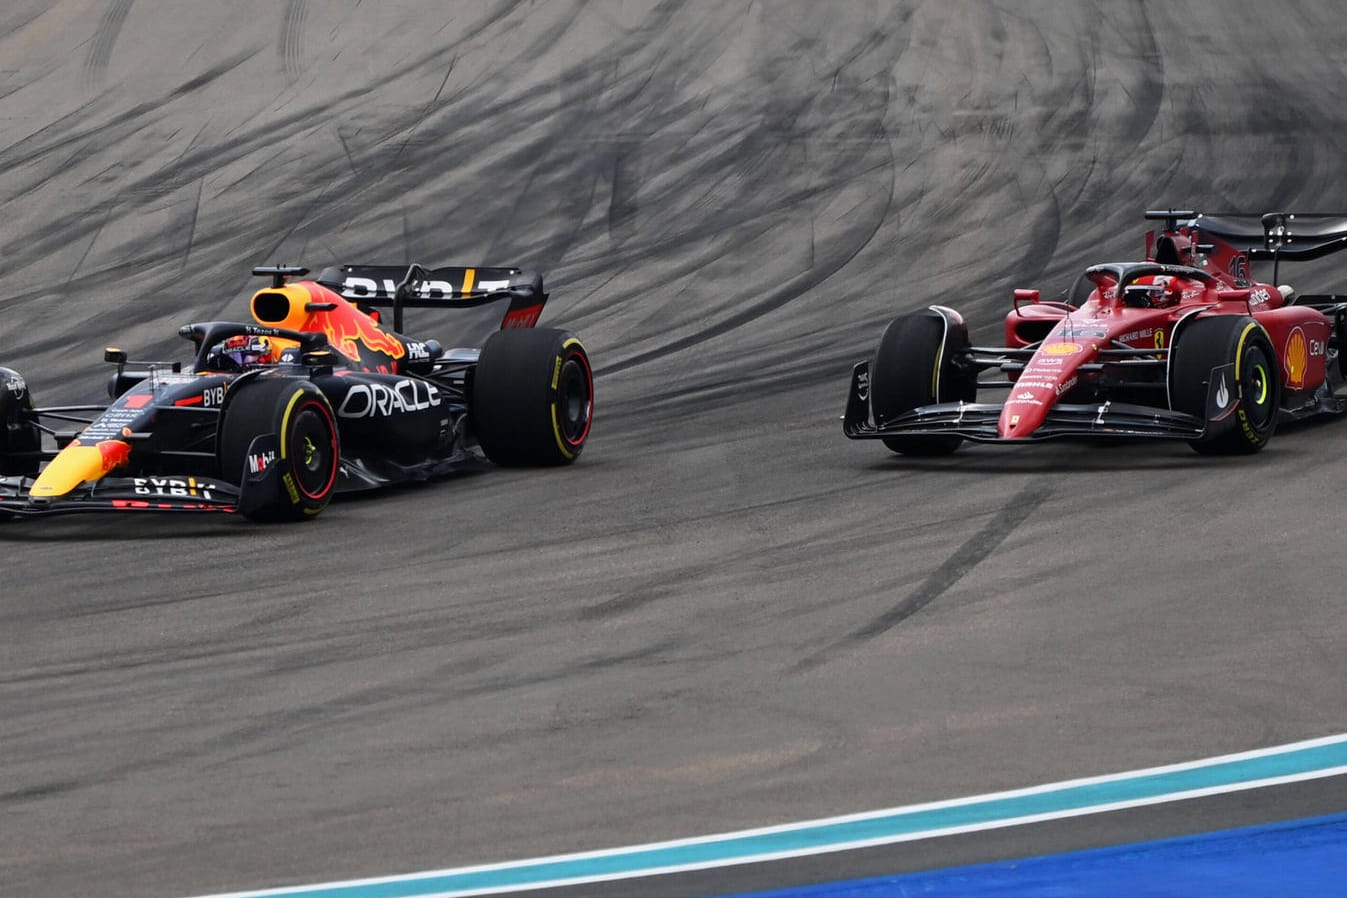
[556,354,593,447]
[289,402,337,499]
[1242,344,1275,431]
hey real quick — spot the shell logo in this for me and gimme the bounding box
[1042,342,1083,356]
[1286,327,1307,389]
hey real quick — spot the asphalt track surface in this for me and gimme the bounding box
[4,3,1347,896]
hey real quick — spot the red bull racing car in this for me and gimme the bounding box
[844,210,1347,455]
[0,263,593,521]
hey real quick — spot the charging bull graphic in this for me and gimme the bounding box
[253,281,408,372]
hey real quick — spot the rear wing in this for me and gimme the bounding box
[1145,209,1347,284]
[1183,212,1347,261]
[254,264,548,332]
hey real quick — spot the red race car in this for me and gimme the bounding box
[844,209,1347,455]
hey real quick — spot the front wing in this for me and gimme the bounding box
[841,361,1207,443]
[0,475,240,518]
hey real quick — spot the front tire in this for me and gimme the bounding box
[472,328,593,466]
[218,377,340,521]
[1169,316,1278,454]
[0,366,40,477]
[870,309,976,455]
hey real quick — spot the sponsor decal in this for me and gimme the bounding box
[1286,327,1308,389]
[1014,379,1056,390]
[247,449,277,475]
[340,274,512,299]
[79,406,145,441]
[4,374,25,394]
[1042,342,1083,356]
[1032,357,1066,367]
[343,276,449,298]
[337,379,441,418]
[1010,414,1021,426]
[1016,391,1036,400]
[405,341,431,361]
[1249,287,1272,306]
[856,369,870,402]
[1056,376,1078,396]
[501,306,543,329]
[1215,374,1230,410]
[1118,328,1165,346]
[282,472,300,504]
[133,476,216,500]
[124,393,153,409]
[111,499,227,511]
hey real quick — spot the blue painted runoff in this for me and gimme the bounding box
[187,738,1347,898]
[716,812,1347,898]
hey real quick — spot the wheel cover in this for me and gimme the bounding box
[556,356,593,446]
[1241,345,1275,431]
[289,404,337,499]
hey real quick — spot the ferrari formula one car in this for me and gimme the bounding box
[844,209,1347,456]
[0,262,593,521]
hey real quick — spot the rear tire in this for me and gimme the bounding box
[473,328,593,466]
[218,378,339,521]
[1169,316,1278,454]
[871,310,976,455]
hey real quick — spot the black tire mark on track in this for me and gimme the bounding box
[180,178,204,271]
[279,0,306,78]
[595,159,894,379]
[795,480,1052,672]
[83,0,134,82]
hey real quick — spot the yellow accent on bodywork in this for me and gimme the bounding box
[29,443,120,498]
[279,388,305,460]
[548,337,585,460]
[1233,321,1260,383]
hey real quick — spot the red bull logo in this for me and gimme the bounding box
[96,439,132,473]
[299,284,406,369]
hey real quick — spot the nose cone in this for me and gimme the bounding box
[998,388,1051,438]
[30,439,130,498]
[998,343,1086,439]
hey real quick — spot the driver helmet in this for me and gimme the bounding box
[207,334,275,370]
[1124,274,1180,308]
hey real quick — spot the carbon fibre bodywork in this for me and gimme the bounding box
[845,211,1347,453]
[0,263,593,519]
